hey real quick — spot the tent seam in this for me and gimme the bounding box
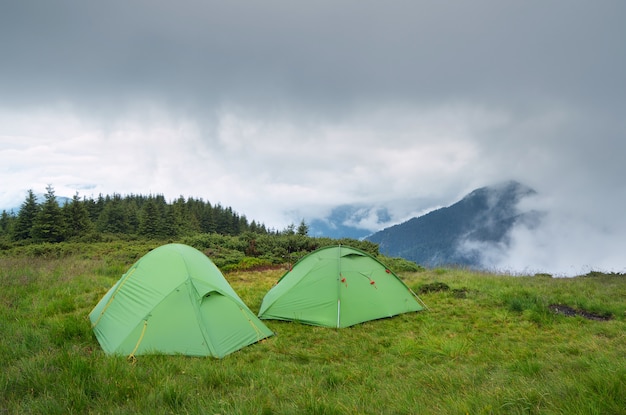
[91,266,138,329]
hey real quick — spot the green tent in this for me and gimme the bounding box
[89,243,273,358]
[258,245,425,328]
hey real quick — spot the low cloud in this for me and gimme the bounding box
[457,191,626,276]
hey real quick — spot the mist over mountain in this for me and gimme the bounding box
[3,194,71,214]
[366,181,544,269]
[307,205,392,239]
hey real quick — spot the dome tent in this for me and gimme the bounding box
[90,243,273,358]
[258,245,425,328]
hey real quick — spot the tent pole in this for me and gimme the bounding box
[408,286,430,311]
[337,244,342,328]
[337,299,341,328]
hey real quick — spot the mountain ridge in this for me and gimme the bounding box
[366,180,543,269]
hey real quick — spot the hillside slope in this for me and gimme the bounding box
[367,181,543,268]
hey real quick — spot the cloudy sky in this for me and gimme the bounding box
[1,1,625,275]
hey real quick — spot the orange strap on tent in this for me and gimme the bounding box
[356,271,377,288]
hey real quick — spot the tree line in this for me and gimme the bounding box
[0,185,309,244]
[0,186,425,272]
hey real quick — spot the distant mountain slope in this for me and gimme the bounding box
[366,181,543,268]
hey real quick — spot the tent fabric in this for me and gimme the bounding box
[89,243,273,358]
[258,245,424,328]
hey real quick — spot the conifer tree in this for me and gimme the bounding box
[139,197,158,237]
[199,204,215,233]
[90,194,106,222]
[284,223,296,235]
[125,199,140,234]
[215,205,236,235]
[63,193,93,238]
[297,219,309,236]
[170,196,191,235]
[31,185,66,242]
[0,210,15,240]
[162,207,178,238]
[12,189,40,241]
[97,194,128,234]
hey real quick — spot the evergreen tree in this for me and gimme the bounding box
[82,195,99,223]
[162,206,178,238]
[170,196,192,235]
[4,189,269,242]
[31,185,66,242]
[184,197,204,233]
[138,197,162,238]
[0,210,15,240]
[199,203,215,233]
[12,190,40,241]
[97,194,128,234]
[214,204,231,234]
[297,219,309,236]
[283,223,296,235]
[229,211,241,235]
[125,199,140,234]
[91,194,106,222]
[250,220,259,234]
[63,192,93,239]
[238,215,249,234]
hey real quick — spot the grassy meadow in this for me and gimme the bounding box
[1,243,625,414]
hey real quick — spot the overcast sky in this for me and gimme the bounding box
[1,1,625,275]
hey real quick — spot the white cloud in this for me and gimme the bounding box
[1,103,501,225]
[497,209,626,276]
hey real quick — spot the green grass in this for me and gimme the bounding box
[1,247,625,414]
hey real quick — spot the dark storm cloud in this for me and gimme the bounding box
[1,1,625,275]
[2,1,624,115]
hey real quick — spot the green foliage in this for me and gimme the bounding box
[221,257,276,272]
[378,255,425,272]
[12,189,40,241]
[8,188,271,244]
[96,194,131,234]
[63,193,94,239]
[4,188,397,279]
[418,281,451,293]
[138,196,164,238]
[0,210,15,240]
[176,232,386,273]
[296,219,309,236]
[31,185,66,242]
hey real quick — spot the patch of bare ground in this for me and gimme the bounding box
[549,304,612,321]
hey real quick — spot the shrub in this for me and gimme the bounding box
[221,257,275,272]
[418,281,450,293]
[380,256,425,273]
